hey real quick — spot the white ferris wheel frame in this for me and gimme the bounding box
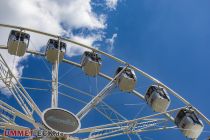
[0,23,209,140]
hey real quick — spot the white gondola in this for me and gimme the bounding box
[145,85,170,112]
[81,51,102,76]
[175,107,204,139]
[115,66,137,92]
[45,39,66,63]
[7,30,30,56]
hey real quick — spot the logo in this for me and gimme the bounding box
[4,129,32,137]
[3,129,65,137]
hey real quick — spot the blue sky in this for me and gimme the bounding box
[0,0,210,139]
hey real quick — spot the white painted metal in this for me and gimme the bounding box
[0,24,209,139]
[50,38,62,108]
[81,51,101,76]
[0,45,207,120]
[76,66,127,120]
[1,43,208,138]
[8,39,27,56]
[175,108,204,139]
[18,76,52,83]
[46,47,65,64]
[78,107,184,133]
[42,108,81,134]
[7,30,29,56]
[179,117,203,139]
[0,54,42,118]
[0,100,39,128]
[145,85,171,112]
[115,67,137,92]
[51,61,59,108]
[87,119,166,140]
[0,122,29,130]
[132,90,145,100]
[46,49,65,63]
[58,91,129,126]
[45,38,66,63]
[76,81,116,120]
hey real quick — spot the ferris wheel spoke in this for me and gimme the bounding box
[0,24,209,139]
[58,91,126,124]
[20,86,49,91]
[78,107,185,134]
[81,118,174,139]
[76,66,128,120]
[0,54,42,119]
[31,83,128,128]
[96,102,127,122]
[51,61,59,108]
[132,90,145,100]
[58,90,139,139]
[0,45,7,49]
[96,102,141,140]
[18,76,52,83]
[58,89,137,139]
[31,49,210,126]
[76,80,116,120]
[0,122,30,130]
[85,118,168,140]
[0,100,40,128]
[57,81,133,126]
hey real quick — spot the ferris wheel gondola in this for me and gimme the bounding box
[0,23,209,140]
[115,66,137,92]
[145,85,171,112]
[81,51,102,76]
[7,30,30,56]
[175,107,204,139]
[45,39,67,63]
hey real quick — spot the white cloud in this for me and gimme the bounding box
[106,0,119,10]
[0,0,113,88]
[0,0,107,51]
[66,34,102,56]
[58,0,106,29]
[0,0,120,96]
[106,33,118,53]
[0,49,28,96]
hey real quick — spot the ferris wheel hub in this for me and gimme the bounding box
[42,108,81,134]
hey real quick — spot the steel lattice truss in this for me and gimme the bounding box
[0,23,209,140]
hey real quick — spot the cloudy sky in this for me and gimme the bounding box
[1,0,210,140]
[0,0,120,78]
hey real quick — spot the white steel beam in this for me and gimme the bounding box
[18,76,52,83]
[86,119,168,140]
[0,24,209,124]
[51,61,59,108]
[51,37,61,108]
[0,122,29,130]
[132,90,145,100]
[0,54,42,118]
[76,80,116,120]
[2,44,209,125]
[77,66,128,120]
[0,100,40,128]
[78,107,184,133]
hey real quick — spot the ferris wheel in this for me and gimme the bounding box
[0,23,209,140]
